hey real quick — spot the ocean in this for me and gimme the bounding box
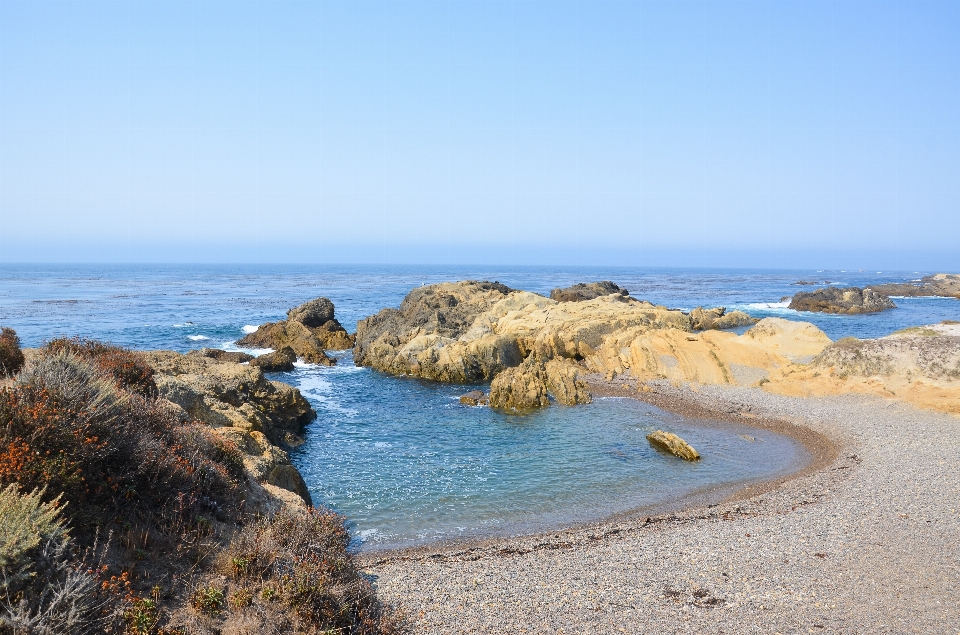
[2,264,957,548]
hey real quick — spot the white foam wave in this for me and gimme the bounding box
[187,335,210,341]
[746,302,791,310]
[242,324,259,334]
[219,340,274,356]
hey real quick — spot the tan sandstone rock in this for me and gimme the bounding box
[646,430,700,461]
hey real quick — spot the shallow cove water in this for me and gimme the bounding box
[278,352,807,551]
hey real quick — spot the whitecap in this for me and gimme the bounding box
[374,442,393,449]
[746,301,791,310]
[356,528,378,540]
[241,324,259,334]
[187,335,209,341]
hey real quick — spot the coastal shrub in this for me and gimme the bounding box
[43,337,157,398]
[0,350,243,531]
[0,328,25,377]
[219,508,402,634]
[0,484,116,634]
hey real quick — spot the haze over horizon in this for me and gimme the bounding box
[1,1,958,270]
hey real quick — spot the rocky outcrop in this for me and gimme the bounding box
[238,297,353,362]
[869,273,960,299]
[543,359,592,405]
[689,307,759,330]
[250,346,296,372]
[489,359,550,411]
[188,348,254,363]
[142,350,316,504]
[646,430,700,461]
[354,281,690,386]
[788,287,896,314]
[142,351,315,444]
[550,281,629,303]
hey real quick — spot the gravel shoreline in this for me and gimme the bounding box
[363,382,960,634]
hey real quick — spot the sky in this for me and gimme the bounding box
[1,0,958,268]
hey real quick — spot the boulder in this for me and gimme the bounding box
[714,310,759,329]
[869,273,960,299]
[215,428,312,505]
[188,348,254,363]
[459,390,489,406]
[250,346,296,372]
[238,320,335,365]
[646,430,700,461]
[788,287,896,314]
[550,281,629,303]
[286,297,335,327]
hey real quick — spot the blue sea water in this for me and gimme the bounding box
[2,264,958,548]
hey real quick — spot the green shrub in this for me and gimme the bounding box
[0,328,25,377]
[43,337,157,398]
[0,484,66,595]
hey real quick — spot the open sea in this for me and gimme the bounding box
[2,264,958,549]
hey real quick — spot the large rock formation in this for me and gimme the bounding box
[354,281,690,386]
[238,296,353,363]
[788,287,896,314]
[688,307,759,330]
[550,281,629,303]
[869,273,960,299]
[141,350,316,503]
[488,357,593,412]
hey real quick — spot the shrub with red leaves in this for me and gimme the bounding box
[43,337,157,398]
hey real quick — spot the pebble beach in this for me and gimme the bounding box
[364,384,960,634]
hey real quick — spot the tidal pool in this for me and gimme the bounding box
[281,353,807,550]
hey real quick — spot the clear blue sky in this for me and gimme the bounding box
[1,1,958,268]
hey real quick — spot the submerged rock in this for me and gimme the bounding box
[239,320,335,364]
[646,430,700,461]
[550,281,629,303]
[788,287,896,314]
[459,390,489,406]
[250,346,296,372]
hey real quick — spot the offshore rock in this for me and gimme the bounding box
[689,307,759,331]
[238,320,335,364]
[646,430,700,461]
[870,273,960,299]
[788,286,896,314]
[550,281,629,303]
[250,346,296,372]
[286,297,335,327]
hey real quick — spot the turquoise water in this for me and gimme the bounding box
[2,264,957,548]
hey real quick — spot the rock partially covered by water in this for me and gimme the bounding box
[459,390,489,406]
[550,281,629,303]
[689,307,759,331]
[870,273,960,299]
[489,357,592,412]
[239,321,334,364]
[188,348,254,363]
[489,359,550,411]
[250,346,296,372]
[788,287,896,314]
[646,430,700,461]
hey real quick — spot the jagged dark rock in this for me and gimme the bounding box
[250,346,297,372]
[188,347,254,363]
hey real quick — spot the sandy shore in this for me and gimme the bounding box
[362,383,960,634]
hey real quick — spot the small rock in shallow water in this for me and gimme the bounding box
[459,390,489,406]
[646,430,701,461]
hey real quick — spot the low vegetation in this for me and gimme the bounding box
[0,337,401,634]
[0,329,25,377]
